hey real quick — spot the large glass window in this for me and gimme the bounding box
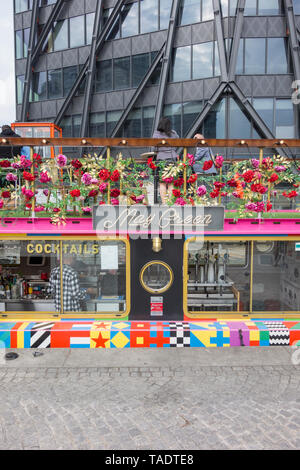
[253,98,274,132]
[229,98,251,139]
[90,112,105,137]
[30,71,47,102]
[107,110,122,136]
[221,0,238,16]
[172,46,191,82]
[179,0,201,25]
[244,38,266,74]
[294,0,300,14]
[193,42,213,79]
[63,66,78,97]
[48,69,62,99]
[267,38,288,74]
[15,30,23,59]
[132,53,149,87]
[114,57,130,90]
[142,106,155,137]
[15,0,30,13]
[16,75,25,105]
[253,242,300,312]
[95,60,113,93]
[160,0,172,29]
[124,109,142,137]
[259,0,283,15]
[70,16,85,48]
[202,0,214,21]
[86,13,95,44]
[61,241,127,314]
[164,103,182,136]
[121,2,139,38]
[186,241,250,313]
[275,99,295,138]
[53,20,68,51]
[202,98,226,138]
[141,0,158,33]
[182,101,203,136]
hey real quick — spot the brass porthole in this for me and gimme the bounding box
[140,261,174,294]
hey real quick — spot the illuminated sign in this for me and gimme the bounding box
[25,243,100,255]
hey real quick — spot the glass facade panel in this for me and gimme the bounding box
[294,0,300,14]
[193,42,213,79]
[15,0,29,13]
[182,101,203,136]
[90,112,105,137]
[15,30,23,59]
[86,13,95,44]
[63,66,78,97]
[48,69,62,99]
[142,106,155,137]
[244,0,257,15]
[73,115,81,137]
[70,16,85,48]
[61,116,72,137]
[244,38,265,74]
[0,241,59,313]
[121,2,139,38]
[229,98,251,139]
[202,0,214,21]
[60,241,127,314]
[267,38,288,74]
[95,60,113,93]
[141,0,158,33]
[186,241,250,313]
[23,28,30,58]
[124,109,142,137]
[132,53,149,87]
[114,57,130,90]
[107,110,122,136]
[53,20,68,51]
[253,98,274,132]
[16,75,24,105]
[179,0,201,25]
[172,46,191,82]
[160,0,172,29]
[275,99,294,138]
[164,103,182,137]
[236,39,244,74]
[259,0,282,15]
[253,241,300,312]
[31,71,47,102]
[203,99,226,138]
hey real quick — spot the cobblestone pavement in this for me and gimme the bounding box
[0,348,300,450]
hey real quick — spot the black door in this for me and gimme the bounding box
[130,237,184,320]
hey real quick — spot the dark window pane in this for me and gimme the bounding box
[164,103,182,136]
[121,2,139,38]
[141,0,158,33]
[114,57,130,90]
[31,71,47,102]
[259,0,282,15]
[150,51,161,85]
[253,98,274,132]
[86,13,95,44]
[95,60,112,93]
[43,30,53,53]
[275,99,294,138]
[16,75,25,104]
[244,0,257,15]
[15,30,23,59]
[73,115,81,137]
[179,0,200,25]
[61,116,72,137]
[48,69,62,99]
[53,20,68,51]
[70,16,85,48]
[172,46,191,82]
[203,99,226,138]
[132,53,149,87]
[202,0,214,21]
[236,39,244,74]
[182,101,203,136]
[267,38,288,74]
[106,8,120,40]
[107,110,122,136]
[124,109,142,137]
[245,38,265,74]
[90,112,105,137]
[23,28,30,58]
[193,42,213,79]
[229,98,251,139]
[160,0,172,29]
[142,106,155,137]
[63,66,78,96]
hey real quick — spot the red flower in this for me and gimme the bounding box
[53,208,61,213]
[242,170,255,183]
[227,178,237,188]
[88,189,98,198]
[99,169,111,181]
[251,183,267,194]
[172,189,181,198]
[1,191,11,198]
[70,189,81,198]
[33,153,42,166]
[147,157,157,170]
[110,188,120,198]
[110,170,120,182]
[173,177,184,187]
[266,201,272,212]
[213,181,225,189]
[202,160,213,171]
[283,190,298,198]
[71,159,83,170]
[188,174,197,184]
[0,160,11,168]
[268,173,279,183]
[23,171,35,182]
[210,190,220,198]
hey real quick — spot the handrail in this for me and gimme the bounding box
[1,138,300,148]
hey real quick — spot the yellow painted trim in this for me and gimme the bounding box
[140,260,174,294]
[250,241,254,312]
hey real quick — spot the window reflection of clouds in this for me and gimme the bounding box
[140,0,158,33]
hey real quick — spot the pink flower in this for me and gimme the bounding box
[0,199,3,209]
[81,172,93,185]
[274,165,286,172]
[99,183,108,193]
[39,171,51,183]
[139,171,147,179]
[43,189,49,197]
[20,155,32,169]
[175,197,187,206]
[215,155,224,168]
[111,198,119,205]
[35,206,45,212]
[245,202,257,212]
[162,177,174,184]
[251,159,259,169]
[56,154,67,167]
[135,195,145,203]
[6,173,17,182]
[196,185,207,196]
[187,154,195,166]
[23,189,34,199]
[91,178,99,185]
[11,162,21,169]
[82,206,92,213]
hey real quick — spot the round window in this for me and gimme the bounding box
[140,261,174,294]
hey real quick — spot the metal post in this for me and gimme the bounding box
[183,147,187,196]
[228,0,246,82]
[213,0,228,82]
[283,0,300,81]
[107,147,111,205]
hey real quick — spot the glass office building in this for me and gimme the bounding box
[14,0,300,147]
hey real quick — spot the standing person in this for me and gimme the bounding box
[49,255,88,312]
[152,117,179,204]
[0,125,23,159]
[193,133,217,175]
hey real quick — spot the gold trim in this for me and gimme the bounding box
[140,261,174,294]
[250,241,254,313]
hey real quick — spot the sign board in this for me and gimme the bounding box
[150,297,163,317]
[93,205,224,236]
[296,243,300,252]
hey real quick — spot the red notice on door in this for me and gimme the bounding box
[150,297,163,316]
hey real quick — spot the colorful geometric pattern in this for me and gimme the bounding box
[0,318,299,348]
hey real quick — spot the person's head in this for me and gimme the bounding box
[64,255,74,266]
[1,125,12,133]
[194,133,204,139]
[157,117,172,137]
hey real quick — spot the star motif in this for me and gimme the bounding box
[92,333,110,348]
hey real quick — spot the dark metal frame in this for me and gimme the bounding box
[283,0,300,81]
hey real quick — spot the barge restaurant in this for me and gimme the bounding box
[0,137,300,348]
